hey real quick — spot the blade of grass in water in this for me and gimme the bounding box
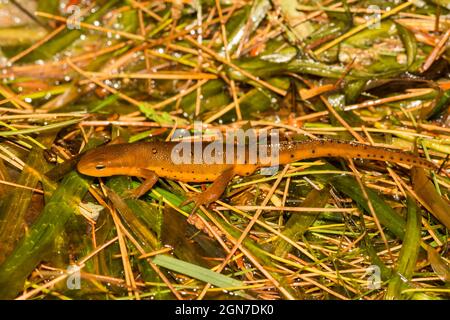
[273,186,331,258]
[0,27,47,46]
[0,118,82,137]
[162,206,225,268]
[152,254,243,289]
[105,185,160,250]
[426,246,450,283]
[0,158,10,194]
[385,197,422,299]
[412,167,450,230]
[331,175,406,239]
[220,0,271,56]
[105,176,171,297]
[228,56,406,83]
[0,172,91,299]
[426,89,450,120]
[0,133,56,265]
[94,207,124,281]
[22,0,120,62]
[90,94,119,112]
[396,22,417,71]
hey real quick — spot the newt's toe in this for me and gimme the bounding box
[180,192,212,213]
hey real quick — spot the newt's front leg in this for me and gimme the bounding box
[124,168,159,199]
[181,168,235,213]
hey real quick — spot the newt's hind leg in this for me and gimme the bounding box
[181,168,235,213]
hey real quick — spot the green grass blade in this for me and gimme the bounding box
[0,118,82,137]
[331,175,406,239]
[273,186,331,258]
[152,254,243,289]
[0,133,56,264]
[385,197,422,299]
[0,172,90,299]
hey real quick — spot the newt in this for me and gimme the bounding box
[77,139,436,211]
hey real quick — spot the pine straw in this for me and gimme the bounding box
[0,0,449,300]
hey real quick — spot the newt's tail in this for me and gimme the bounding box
[261,139,437,170]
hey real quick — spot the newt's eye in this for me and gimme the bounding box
[96,164,106,170]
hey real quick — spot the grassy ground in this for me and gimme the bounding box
[0,0,448,300]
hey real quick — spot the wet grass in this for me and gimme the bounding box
[0,0,449,300]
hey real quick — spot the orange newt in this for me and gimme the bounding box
[77,139,436,211]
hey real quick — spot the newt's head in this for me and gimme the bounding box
[77,144,130,177]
